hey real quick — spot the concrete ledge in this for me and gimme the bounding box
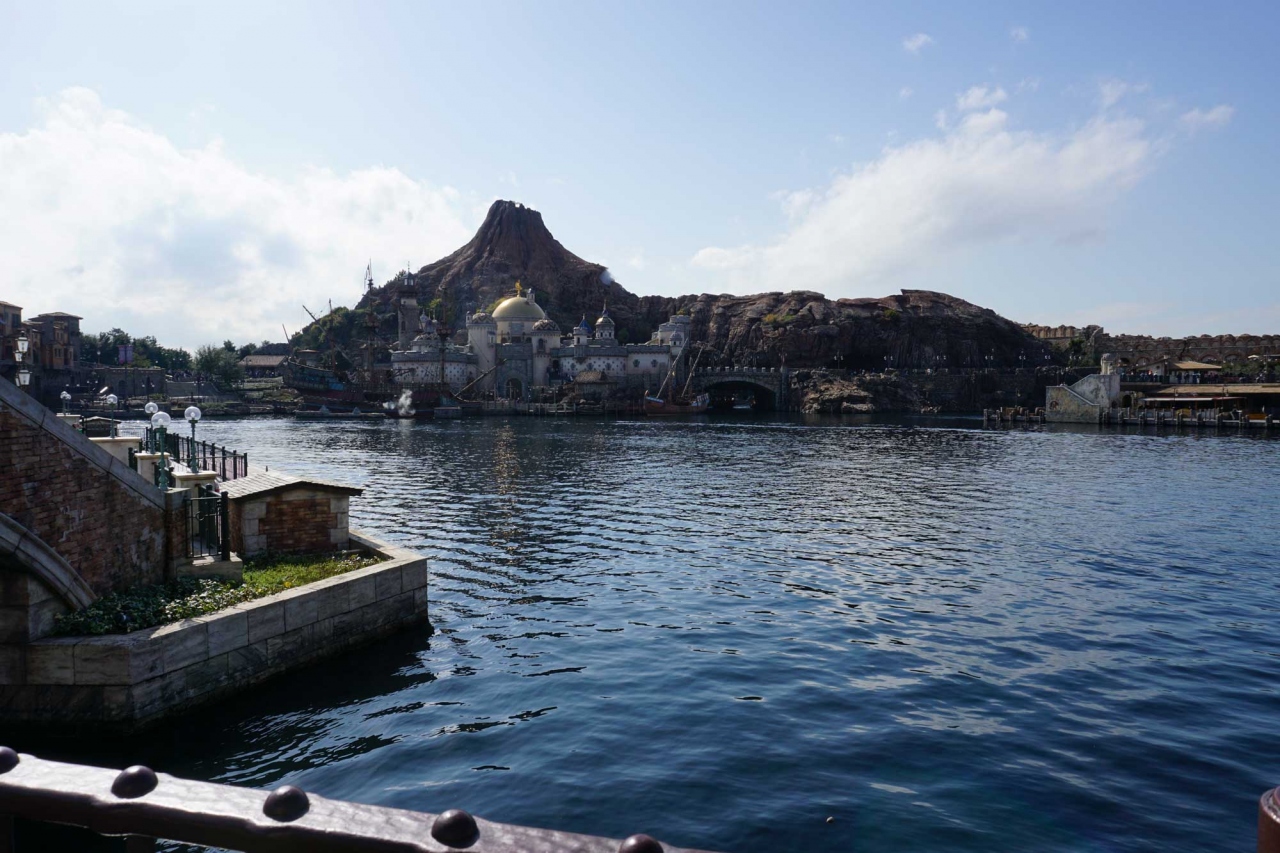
[3,529,428,729]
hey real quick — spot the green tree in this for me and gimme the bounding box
[195,345,244,389]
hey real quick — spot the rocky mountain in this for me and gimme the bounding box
[341,199,1052,371]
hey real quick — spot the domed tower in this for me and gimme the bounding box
[466,310,497,390]
[574,316,592,346]
[594,304,615,341]
[531,317,561,385]
[491,284,546,343]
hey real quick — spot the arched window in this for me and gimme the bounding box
[651,359,658,368]
[633,359,639,367]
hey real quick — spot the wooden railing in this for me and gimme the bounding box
[0,750,712,853]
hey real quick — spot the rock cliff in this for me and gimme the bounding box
[346,199,1052,371]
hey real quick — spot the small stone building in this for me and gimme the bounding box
[221,471,363,557]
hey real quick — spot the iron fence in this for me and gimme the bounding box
[0,750,714,853]
[144,429,248,480]
[185,484,231,561]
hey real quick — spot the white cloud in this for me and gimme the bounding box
[957,85,1008,111]
[1099,78,1149,109]
[627,252,647,271]
[899,86,914,100]
[902,33,934,54]
[1179,104,1235,132]
[691,107,1155,295]
[1016,77,1041,94]
[0,88,474,349]
[1010,26,1030,43]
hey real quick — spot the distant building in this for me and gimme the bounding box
[2,308,85,405]
[239,354,289,378]
[388,285,692,400]
[0,301,22,383]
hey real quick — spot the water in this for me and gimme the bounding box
[20,416,1280,852]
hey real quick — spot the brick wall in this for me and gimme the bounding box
[229,490,351,557]
[0,380,174,597]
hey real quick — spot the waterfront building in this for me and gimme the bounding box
[392,311,480,390]
[391,285,691,400]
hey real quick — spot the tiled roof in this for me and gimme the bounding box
[219,469,364,501]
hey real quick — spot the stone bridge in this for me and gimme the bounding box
[690,367,791,411]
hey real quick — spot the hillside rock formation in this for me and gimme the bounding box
[348,199,1052,372]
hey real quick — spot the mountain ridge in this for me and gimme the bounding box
[342,199,1051,370]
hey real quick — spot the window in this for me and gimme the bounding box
[633,359,639,367]
[651,359,658,368]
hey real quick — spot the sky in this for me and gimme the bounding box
[1,0,1277,350]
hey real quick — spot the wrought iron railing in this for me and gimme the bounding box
[144,429,248,481]
[185,484,230,561]
[0,749,712,853]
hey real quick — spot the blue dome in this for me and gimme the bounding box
[577,316,591,330]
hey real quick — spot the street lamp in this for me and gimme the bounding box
[60,389,71,414]
[106,394,119,437]
[150,410,172,491]
[185,405,202,471]
[13,331,29,392]
[144,402,159,451]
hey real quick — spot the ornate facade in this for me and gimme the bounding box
[390,286,690,400]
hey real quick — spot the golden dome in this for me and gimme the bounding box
[491,289,546,322]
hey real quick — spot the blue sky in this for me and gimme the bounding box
[1,1,1276,348]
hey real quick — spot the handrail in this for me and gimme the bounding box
[0,749,714,853]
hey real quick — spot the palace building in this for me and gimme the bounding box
[389,285,690,400]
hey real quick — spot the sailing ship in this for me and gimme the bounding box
[282,263,400,409]
[644,345,710,415]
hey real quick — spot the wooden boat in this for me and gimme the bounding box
[644,393,710,415]
[645,345,710,415]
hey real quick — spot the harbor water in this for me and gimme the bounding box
[23,415,1280,852]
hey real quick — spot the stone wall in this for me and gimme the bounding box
[229,490,351,557]
[3,531,428,728]
[1046,374,1120,423]
[0,378,177,597]
[1092,332,1280,366]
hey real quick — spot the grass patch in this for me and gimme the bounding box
[53,552,384,637]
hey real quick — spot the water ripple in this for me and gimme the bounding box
[27,415,1280,853]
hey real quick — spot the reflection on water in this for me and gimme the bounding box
[19,415,1280,852]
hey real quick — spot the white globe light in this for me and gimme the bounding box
[106,394,118,405]
[150,411,171,428]
[144,402,159,415]
[60,391,71,401]
[184,406,202,422]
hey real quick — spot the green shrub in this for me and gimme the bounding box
[54,552,383,636]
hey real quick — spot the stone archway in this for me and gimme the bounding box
[505,377,524,400]
[0,512,96,609]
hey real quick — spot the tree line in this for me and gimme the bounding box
[82,329,286,391]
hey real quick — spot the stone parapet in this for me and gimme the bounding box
[0,530,428,730]
[88,436,142,466]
